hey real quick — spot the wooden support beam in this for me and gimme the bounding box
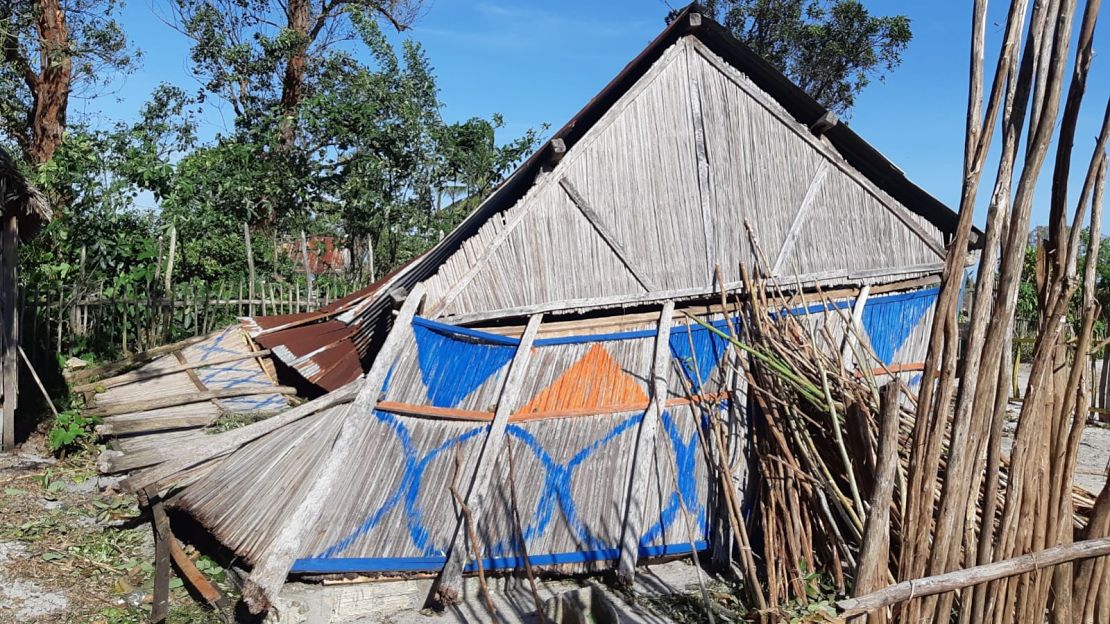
[772,161,831,276]
[558,177,656,291]
[74,350,272,394]
[1,215,17,450]
[682,38,718,281]
[241,284,426,614]
[445,262,946,326]
[809,110,840,135]
[837,536,1110,618]
[617,301,675,583]
[432,313,544,605]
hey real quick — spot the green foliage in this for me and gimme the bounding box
[692,0,911,116]
[0,0,140,157]
[47,409,102,455]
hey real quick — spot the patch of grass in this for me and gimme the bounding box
[205,410,277,433]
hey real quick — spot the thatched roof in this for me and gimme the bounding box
[0,147,52,241]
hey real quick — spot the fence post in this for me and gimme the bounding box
[164,224,176,296]
[300,230,313,304]
[244,223,256,317]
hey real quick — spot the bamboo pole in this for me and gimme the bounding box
[244,223,255,317]
[839,537,1110,618]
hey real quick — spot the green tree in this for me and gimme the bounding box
[0,0,138,164]
[683,0,911,116]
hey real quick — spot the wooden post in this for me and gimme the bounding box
[243,223,256,317]
[300,230,313,304]
[163,224,176,296]
[616,301,675,584]
[241,285,427,613]
[1,215,17,450]
[852,384,902,622]
[432,313,544,605]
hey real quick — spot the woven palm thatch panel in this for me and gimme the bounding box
[688,42,942,282]
[418,37,946,321]
[165,287,937,575]
[94,327,286,419]
[179,326,287,413]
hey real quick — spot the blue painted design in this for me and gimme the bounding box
[638,410,706,546]
[487,413,644,557]
[669,323,733,391]
[312,412,486,559]
[412,323,515,408]
[290,541,708,574]
[861,288,938,365]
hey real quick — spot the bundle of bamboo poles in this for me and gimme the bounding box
[686,0,1110,619]
[686,268,911,608]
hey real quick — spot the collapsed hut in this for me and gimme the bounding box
[0,147,51,450]
[89,4,982,614]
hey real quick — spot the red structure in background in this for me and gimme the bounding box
[284,235,350,275]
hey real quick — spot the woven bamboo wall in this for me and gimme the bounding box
[421,37,945,320]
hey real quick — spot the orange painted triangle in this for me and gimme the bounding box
[517,344,650,415]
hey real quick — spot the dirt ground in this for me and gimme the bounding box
[0,435,227,624]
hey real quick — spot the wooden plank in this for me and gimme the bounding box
[688,38,947,260]
[837,536,1110,618]
[617,301,675,583]
[121,382,358,492]
[1,216,16,450]
[432,313,544,604]
[88,386,295,417]
[96,413,218,436]
[241,284,427,614]
[444,262,947,326]
[772,161,831,276]
[557,177,657,291]
[74,350,272,393]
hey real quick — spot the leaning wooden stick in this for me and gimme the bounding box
[838,537,1110,618]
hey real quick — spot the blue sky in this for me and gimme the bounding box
[94,1,1110,230]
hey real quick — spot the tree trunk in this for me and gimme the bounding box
[28,0,72,164]
[277,0,310,150]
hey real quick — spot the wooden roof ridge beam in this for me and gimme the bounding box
[558,176,657,292]
[240,284,427,615]
[617,301,675,583]
[430,313,544,605]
